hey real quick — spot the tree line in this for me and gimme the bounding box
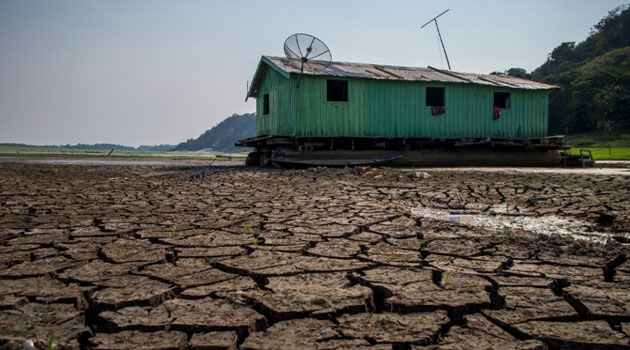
[498,4,630,135]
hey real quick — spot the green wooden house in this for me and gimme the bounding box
[238,56,563,166]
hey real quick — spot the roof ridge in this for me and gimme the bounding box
[263,55,431,71]
[248,56,558,97]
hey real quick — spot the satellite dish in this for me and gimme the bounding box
[283,33,332,87]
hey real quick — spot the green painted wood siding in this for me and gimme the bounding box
[255,69,549,139]
[255,68,297,136]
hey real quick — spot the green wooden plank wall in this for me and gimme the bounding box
[255,69,549,139]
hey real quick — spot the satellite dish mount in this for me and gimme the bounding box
[283,33,332,88]
[421,9,451,70]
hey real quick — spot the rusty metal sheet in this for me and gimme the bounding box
[263,56,556,90]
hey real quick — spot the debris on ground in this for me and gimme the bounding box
[0,163,628,349]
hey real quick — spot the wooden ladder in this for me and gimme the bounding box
[580,149,595,167]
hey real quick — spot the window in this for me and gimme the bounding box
[263,93,270,115]
[426,87,445,107]
[327,80,348,102]
[494,92,510,109]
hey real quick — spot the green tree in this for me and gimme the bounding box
[530,4,630,135]
[506,68,530,79]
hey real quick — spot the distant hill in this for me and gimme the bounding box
[531,5,630,135]
[0,142,137,151]
[499,5,630,135]
[136,144,175,152]
[0,142,175,152]
[172,113,256,152]
[64,143,136,151]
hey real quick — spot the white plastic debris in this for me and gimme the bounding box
[415,171,431,178]
[23,340,35,350]
[448,215,473,224]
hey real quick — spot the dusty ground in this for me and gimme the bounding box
[0,162,629,350]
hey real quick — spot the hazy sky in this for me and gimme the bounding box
[0,0,625,146]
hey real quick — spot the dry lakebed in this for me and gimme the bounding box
[1,159,629,349]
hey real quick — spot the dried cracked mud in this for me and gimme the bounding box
[1,162,629,349]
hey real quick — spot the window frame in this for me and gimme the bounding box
[426,87,445,107]
[493,92,511,109]
[263,93,270,115]
[326,79,349,102]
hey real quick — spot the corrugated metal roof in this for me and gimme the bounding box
[248,56,556,97]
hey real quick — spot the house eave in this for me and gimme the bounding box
[245,56,291,102]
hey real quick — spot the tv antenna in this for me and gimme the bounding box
[421,9,451,70]
[283,33,332,88]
